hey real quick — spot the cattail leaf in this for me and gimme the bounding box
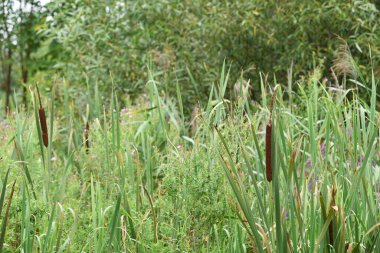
[328,186,337,247]
[143,185,158,243]
[238,133,270,230]
[43,204,56,253]
[0,180,16,253]
[0,168,11,218]
[14,141,37,200]
[101,192,121,252]
[215,127,264,252]
[314,210,335,253]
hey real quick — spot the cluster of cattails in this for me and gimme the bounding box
[36,85,48,148]
[265,88,277,182]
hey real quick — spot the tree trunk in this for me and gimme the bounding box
[22,64,28,106]
[4,50,12,114]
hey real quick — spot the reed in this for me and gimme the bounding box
[1,65,379,252]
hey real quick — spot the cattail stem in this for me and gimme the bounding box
[36,84,43,108]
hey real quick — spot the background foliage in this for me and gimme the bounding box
[2,0,380,113]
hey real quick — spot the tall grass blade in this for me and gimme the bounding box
[0,180,16,253]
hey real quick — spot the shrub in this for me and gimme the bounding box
[37,0,380,110]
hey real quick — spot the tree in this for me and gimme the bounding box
[0,0,14,113]
[16,0,42,105]
[0,0,42,113]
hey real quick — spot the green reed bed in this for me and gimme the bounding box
[0,66,379,252]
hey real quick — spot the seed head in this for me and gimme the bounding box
[36,85,48,148]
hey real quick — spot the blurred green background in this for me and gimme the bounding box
[1,0,380,114]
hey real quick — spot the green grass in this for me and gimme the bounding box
[0,66,379,252]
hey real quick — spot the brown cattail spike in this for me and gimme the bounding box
[84,121,90,153]
[39,108,48,148]
[265,124,272,182]
[265,87,277,182]
[36,84,48,147]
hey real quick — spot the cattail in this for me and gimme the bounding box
[265,123,272,182]
[265,88,277,182]
[84,121,90,154]
[36,85,48,147]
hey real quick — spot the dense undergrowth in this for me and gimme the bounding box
[0,65,379,252]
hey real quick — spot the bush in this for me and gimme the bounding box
[37,0,380,110]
